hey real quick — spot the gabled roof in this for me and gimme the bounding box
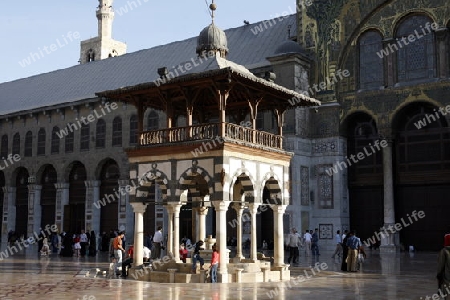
[0,14,297,116]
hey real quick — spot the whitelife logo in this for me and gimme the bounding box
[56,102,118,139]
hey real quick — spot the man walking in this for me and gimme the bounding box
[151,226,163,260]
[311,228,320,256]
[113,231,125,276]
[332,230,343,260]
[287,228,301,265]
[346,230,361,272]
[303,230,312,257]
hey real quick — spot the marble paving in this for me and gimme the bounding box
[0,246,442,300]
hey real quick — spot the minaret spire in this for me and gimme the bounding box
[97,0,114,39]
[209,0,216,24]
[79,0,126,64]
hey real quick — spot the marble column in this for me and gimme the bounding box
[172,204,181,261]
[84,180,100,234]
[1,187,16,249]
[232,202,245,260]
[54,183,69,232]
[381,140,397,252]
[131,202,148,266]
[118,180,130,234]
[248,203,260,262]
[27,184,42,237]
[271,205,287,267]
[196,206,208,242]
[166,205,174,256]
[213,200,230,283]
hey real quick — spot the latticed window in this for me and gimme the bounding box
[129,115,138,145]
[37,128,46,156]
[0,135,8,159]
[396,15,436,83]
[51,127,60,154]
[65,129,74,153]
[80,123,90,151]
[112,117,122,147]
[96,119,106,148]
[359,31,384,89]
[12,133,20,156]
[147,111,159,130]
[25,131,32,157]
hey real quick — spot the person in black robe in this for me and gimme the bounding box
[89,231,97,256]
[61,232,74,257]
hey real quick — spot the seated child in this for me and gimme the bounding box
[179,244,188,263]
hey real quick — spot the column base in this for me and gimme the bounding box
[379,245,399,253]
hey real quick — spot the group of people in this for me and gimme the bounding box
[286,228,320,265]
[60,230,98,257]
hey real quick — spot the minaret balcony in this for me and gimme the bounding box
[139,122,282,150]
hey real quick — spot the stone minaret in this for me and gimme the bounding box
[97,0,114,39]
[79,0,127,64]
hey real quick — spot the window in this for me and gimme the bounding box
[112,116,122,146]
[96,119,106,148]
[12,133,20,156]
[359,31,384,89]
[80,123,90,151]
[51,127,60,154]
[25,131,32,157]
[147,111,159,130]
[129,115,138,145]
[65,128,74,153]
[396,15,436,83]
[37,128,46,156]
[0,135,7,158]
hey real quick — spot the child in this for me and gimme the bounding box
[191,240,205,274]
[179,244,188,263]
[210,243,219,283]
[73,235,81,257]
[40,237,50,256]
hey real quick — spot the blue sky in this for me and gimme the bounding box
[0,0,297,83]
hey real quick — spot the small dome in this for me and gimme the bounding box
[196,23,228,57]
[274,40,304,55]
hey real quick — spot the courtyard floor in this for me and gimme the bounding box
[0,246,442,300]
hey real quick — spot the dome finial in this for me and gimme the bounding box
[209,0,217,24]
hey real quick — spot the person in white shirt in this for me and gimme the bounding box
[331,230,343,259]
[151,226,163,259]
[303,230,312,257]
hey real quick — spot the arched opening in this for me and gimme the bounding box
[99,160,120,233]
[393,102,450,250]
[66,162,87,233]
[259,185,275,250]
[0,172,4,232]
[40,165,57,229]
[395,14,436,83]
[15,168,29,238]
[358,30,384,90]
[345,113,384,242]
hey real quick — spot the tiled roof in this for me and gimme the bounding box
[0,14,297,116]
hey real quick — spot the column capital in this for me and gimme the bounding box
[2,186,16,193]
[118,179,130,186]
[27,184,42,191]
[84,180,101,188]
[248,202,260,213]
[270,204,287,214]
[232,202,245,212]
[195,206,209,215]
[54,182,70,189]
[212,200,231,211]
[130,202,148,214]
